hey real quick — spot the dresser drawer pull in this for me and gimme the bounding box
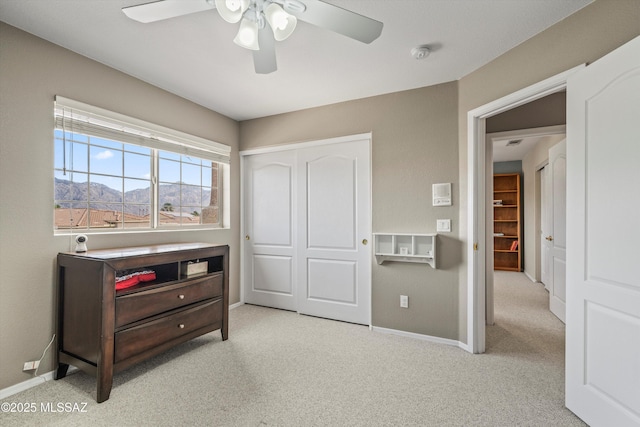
[178,324,185,329]
[178,294,185,300]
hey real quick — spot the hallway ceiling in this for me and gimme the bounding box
[0,0,592,120]
[493,136,546,162]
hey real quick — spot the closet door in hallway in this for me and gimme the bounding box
[243,135,371,325]
[546,140,566,323]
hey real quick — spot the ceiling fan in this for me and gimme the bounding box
[122,0,383,74]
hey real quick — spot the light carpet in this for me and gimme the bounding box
[1,271,585,426]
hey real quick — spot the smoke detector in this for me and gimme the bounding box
[411,45,431,60]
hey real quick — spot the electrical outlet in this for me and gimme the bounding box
[400,295,409,308]
[23,360,39,371]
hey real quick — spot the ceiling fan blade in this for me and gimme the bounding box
[287,0,383,44]
[122,0,216,23]
[253,28,277,74]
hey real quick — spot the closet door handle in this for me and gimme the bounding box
[545,236,553,241]
[362,239,368,245]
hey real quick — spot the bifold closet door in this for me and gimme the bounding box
[297,139,371,325]
[243,151,297,311]
[243,137,371,325]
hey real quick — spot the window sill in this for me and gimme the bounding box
[54,226,228,237]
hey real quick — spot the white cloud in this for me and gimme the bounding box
[94,150,113,160]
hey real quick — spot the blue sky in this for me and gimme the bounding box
[54,130,212,193]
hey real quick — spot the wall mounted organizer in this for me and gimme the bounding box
[373,233,437,268]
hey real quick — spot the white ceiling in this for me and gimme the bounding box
[0,0,592,121]
[492,131,566,162]
[493,136,546,162]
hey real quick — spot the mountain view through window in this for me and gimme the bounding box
[54,130,220,231]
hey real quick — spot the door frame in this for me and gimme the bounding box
[466,66,584,354]
[239,132,373,324]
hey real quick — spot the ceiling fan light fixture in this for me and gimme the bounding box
[234,18,260,50]
[122,0,383,73]
[215,0,249,23]
[265,3,297,41]
[282,0,306,14]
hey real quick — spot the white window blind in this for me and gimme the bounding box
[54,96,230,164]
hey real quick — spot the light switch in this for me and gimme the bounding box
[437,219,451,232]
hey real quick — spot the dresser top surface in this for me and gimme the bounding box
[59,242,226,260]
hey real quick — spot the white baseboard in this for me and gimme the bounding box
[523,270,538,283]
[229,301,244,310]
[0,373,51,401]
[0,367,78,401]
[371,326,467,351]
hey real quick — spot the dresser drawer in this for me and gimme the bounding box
[115,273,222,328]
[114,298,221,364]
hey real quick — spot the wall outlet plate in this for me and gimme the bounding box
[23,360,39,371]
[400,295,409,308]
[437,219,451,232]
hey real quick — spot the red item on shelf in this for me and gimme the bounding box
[115,276,140,290]
[115,270,156,290]
[138,271,156,282]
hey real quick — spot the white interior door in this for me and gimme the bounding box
[243,151,297,311]
[540,165,551,290]
[566,35,640,426]
[485,140,494,326]
[297,139,371,325]
[547,140,567,323]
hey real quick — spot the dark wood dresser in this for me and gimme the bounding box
[55,243,229,402]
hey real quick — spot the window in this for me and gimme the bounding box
[54,96,229,232]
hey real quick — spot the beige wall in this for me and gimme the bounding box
[240,83,461,339]
[0,23,241,390]
[457,0,640,341]
[486,92,566,134]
